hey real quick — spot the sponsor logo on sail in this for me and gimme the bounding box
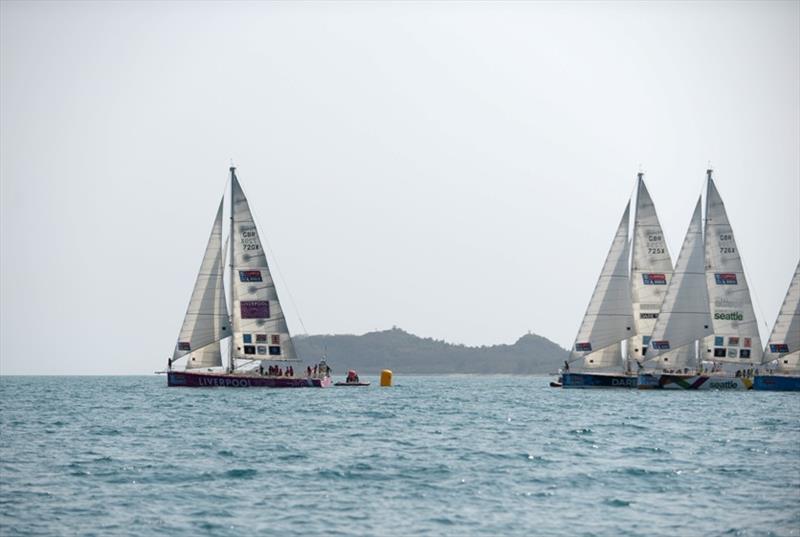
[240,300,270,319]
[651,340,670,350]
[770,343,790,353]
[739,349,751,359]
[239,270,262,282]
[714,311,743,321]
[714,273,738,285]
[640,313,659,319]
[178,341,191,351]
[575,342,592,352]
[642,273,667,285]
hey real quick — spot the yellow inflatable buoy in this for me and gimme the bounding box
[380,369,393,387]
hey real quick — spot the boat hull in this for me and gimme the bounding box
[752,375,800,391]
[637,373,752,390]
[167,371,332,388]
[561,372,638,389]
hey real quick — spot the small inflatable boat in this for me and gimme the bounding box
[335,370,369,386]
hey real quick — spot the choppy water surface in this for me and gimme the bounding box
[1,375,798,536]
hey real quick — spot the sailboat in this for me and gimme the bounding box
[753,261,800,391]
[166,166,332,388]
[638,169,760,390]
[561,173,673,388]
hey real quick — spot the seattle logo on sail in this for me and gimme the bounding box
[714,273,738,285]
[642,273,666,285]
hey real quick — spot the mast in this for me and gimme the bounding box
[228,165,236,373]
[627,171,644,372]
[704,167,712,234]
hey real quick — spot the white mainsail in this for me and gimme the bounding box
[628,174,674,363]
[763,261,800,371]
[571,202,634,368]
[173,198,231,368]
[229,169,298,368]
[704,174,762,363]
[646,197,712,365]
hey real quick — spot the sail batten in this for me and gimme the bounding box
[172,198,230,366]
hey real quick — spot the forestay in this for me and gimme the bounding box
[571,202,634,364]
[628,175,674,362]
[704,176,762,363]
[646,198,712,365]
[230,171,298,365]
[763,261,800,371]
[173,199,230,368]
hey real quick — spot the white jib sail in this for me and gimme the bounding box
[185,344,223,370]
[582,342,622,369]
[173,198,231,368]
[763,260,800,370]
[704,176,763,364]
[628,175,674,362]
[646,197,712,364]
[571,202,634,365]
[230,170,298,364]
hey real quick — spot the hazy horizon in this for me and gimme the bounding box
[2,1,798,374]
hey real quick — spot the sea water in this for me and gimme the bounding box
[1,375,798,537]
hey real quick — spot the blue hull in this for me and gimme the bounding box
[561,372,638,389]
[752,375,800,391]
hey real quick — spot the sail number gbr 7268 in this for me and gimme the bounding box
[719,233,735,254]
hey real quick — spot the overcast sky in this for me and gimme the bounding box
[1,1,798,375]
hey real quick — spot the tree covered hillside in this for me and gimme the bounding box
[293,327,568,375]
